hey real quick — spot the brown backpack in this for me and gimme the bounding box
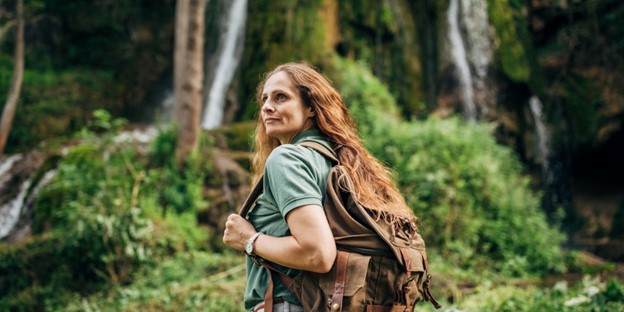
[239,141,442,312]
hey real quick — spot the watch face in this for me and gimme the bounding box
[245,241,253,254]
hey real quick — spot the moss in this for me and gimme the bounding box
[488,0,531,83]
[0,68,119,153]
[560,74,603,146]
[323,55,403,131]
[238,0,327,120]
[338,1,425,118]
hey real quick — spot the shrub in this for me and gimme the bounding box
[328,57,566,276]
[148,124,209,217]
[32,112,155,286]
[1,111,216,310]
[373,118,566,275]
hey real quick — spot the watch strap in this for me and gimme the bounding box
[246,232,263,255]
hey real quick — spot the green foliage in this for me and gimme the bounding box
[149,124,209,216]
[239,0,326,119]
[220,120,256,152]
[559,74,603,147]
[328,58,565,276]
[488,0,531,82]
[325,56,402,138]
[0,111,217,310]
[0,233,66,312]
[337,1,425,117]
[375,118,565,275]
[0,65,119,153]
[57,251,245,312]
[0,0,175,151]
[32,112,154,287]
[453,275,624,311]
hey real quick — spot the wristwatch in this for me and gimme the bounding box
[245,232,263,256]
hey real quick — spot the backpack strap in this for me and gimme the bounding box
[298,141,339,164]
[328,251,350,312]
[255,259,294,312]
[238,140,336,217]
[418,250,442,309]
[238,177,263,217]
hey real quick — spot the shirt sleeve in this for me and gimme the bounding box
[264,145,323,218]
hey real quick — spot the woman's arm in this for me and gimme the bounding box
[223,205,336,273]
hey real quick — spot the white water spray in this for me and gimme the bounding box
[448,0,477,121]
[202,0,248,129]
[529,96,553,184]
[0,179,31,239]
[460,0,491,84]
[0,154,22,188]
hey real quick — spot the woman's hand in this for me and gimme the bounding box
[223,214,257,252]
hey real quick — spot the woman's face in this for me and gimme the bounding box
[261,71,315,144]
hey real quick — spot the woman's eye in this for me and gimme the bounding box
[276,93,286,101]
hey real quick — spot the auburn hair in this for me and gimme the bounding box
[252,62,412,217]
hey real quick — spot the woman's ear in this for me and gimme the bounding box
[307,106,316,118]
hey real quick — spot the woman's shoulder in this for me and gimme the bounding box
[267,144,312,164]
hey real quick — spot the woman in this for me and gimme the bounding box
[223,62,415,312]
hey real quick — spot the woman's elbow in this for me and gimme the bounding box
[317,256,335,273]
[309,248,336,273]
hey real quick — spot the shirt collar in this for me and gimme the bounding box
[291,129,324,144]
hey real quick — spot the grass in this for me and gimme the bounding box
[59,251,247,312]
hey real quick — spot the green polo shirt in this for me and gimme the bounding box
[243,129,334,310]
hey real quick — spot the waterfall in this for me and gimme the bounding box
[529,95,572,218]
[460,0,491,87]
[447,0,477,121]
[0,155,25,238]
[0,179,31,239]
[446,0,492,121]
[460,0,491,118]
[202,0,248,129]
[0,153,55,241]
[0,154,22,188]
[529,96,553,184]
[3,170,57,242]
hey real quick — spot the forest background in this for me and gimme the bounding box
[1,0,623,311]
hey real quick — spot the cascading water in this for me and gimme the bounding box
[529,95,572,219]
[202,0,248,129]
[0,155,24,239]
[0,154,22,187]
[0,153,40,240]
[0,179,31,239]
[447,0,492,121]
[529,96,551,180]
[447,0,476,121]
[3,170,57,242]
[460,0,491,114]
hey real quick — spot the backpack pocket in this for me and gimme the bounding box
[286,252,371,311]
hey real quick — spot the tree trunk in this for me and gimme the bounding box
[174,0,206,165]
[0,0,25,155]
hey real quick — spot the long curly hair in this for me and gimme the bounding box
[252,62,412,217]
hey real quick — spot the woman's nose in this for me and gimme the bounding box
[262,100,275,112]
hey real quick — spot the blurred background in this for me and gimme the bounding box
[0,0,623,311]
